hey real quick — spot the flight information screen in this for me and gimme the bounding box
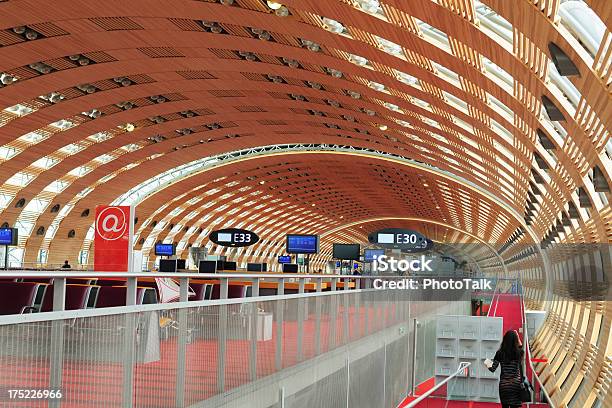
[278,255,292,263]
[364,249,385,262]
[0,228,15,245]
[155,243,175,256]
[286,234,319,254]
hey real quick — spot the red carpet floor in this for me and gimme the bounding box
[398,293,547,408]
[0,304,398,407]
[488,293,523,335]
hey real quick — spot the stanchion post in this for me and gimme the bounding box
[217,278,228,392]
[121,276,138,408]
[175,277,189,407]
[249,278,260,381]
[49,277,66,408]
[275,278,285,371]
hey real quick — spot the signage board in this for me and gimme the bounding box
[368,228,428,250]
[94,205,134,272]
[209,228,259,247]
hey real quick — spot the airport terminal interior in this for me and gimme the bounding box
[0,0,610,407]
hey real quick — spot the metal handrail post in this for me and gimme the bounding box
[405,362,471,407]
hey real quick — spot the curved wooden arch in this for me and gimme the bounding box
[0,0,610,404]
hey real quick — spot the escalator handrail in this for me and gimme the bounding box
[404,361,471,408]
[518,278,555,408]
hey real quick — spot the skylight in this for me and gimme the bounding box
[348,54,369,66]
[482,57,513,91]
[322,17,349,35]
[558,0,606,59]
[50,119,75,130]
[474,0,513,45]
[375,35,403,57]
[396,119,413,128]
[432,62,460,87]
[414,18,451,51]
[369,81,387,92]
[5,172,34,187]
[355,0,385,18]
[396,70,421,88]
[89,132,112,142]
[31,156,58,169]
[4,104,33,117]
[20,132,47,144]
[95,154,114,163]
[384,102,403,113]
[0,146,19,160]
[60,143,85,154]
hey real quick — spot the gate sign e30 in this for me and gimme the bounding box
[209,228,259,247]
[94,205,134,272]
[401,238,434,253]
[368,228,428,249]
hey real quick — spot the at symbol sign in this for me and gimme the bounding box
[95,206,128,241]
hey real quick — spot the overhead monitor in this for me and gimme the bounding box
[155,243,175,256]
[286,234,319,254]
[159,259,177,273]
[198,260,217,274]
[176,259,186,270]
[332,243,361,260]
[282,263,299,273]
[224,261,237,271]
[0,227,18,246]
[278,255,291,264]
[247,263,264,272]
[364,249,385,262]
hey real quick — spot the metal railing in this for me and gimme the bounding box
[0,271,381,313]
[518,278,554,407]
[1,271,460,408]
[405,361,471,407]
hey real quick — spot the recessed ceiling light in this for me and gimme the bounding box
[311,203,316,207]
[124,123,135,132]
[267,0,283,10]
[259,181,265,184]
[378,124,388,131]
[275,6,289,16]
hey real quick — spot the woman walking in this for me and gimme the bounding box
[484,330,525,408]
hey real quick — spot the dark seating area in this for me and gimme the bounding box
[94,286,157,308]
[189,283,211,301]
[39,284,95,312]
[0,278,262,316]
[210,284,247,300]
[0,280,159,315]
[0,282,45,315]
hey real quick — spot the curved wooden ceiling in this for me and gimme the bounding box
[0,1,610,404]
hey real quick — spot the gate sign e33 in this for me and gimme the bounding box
[94,205,134,272]
[368,228,428,250]
[209,228,259,247]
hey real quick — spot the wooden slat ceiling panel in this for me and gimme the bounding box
[0,1,609,401]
